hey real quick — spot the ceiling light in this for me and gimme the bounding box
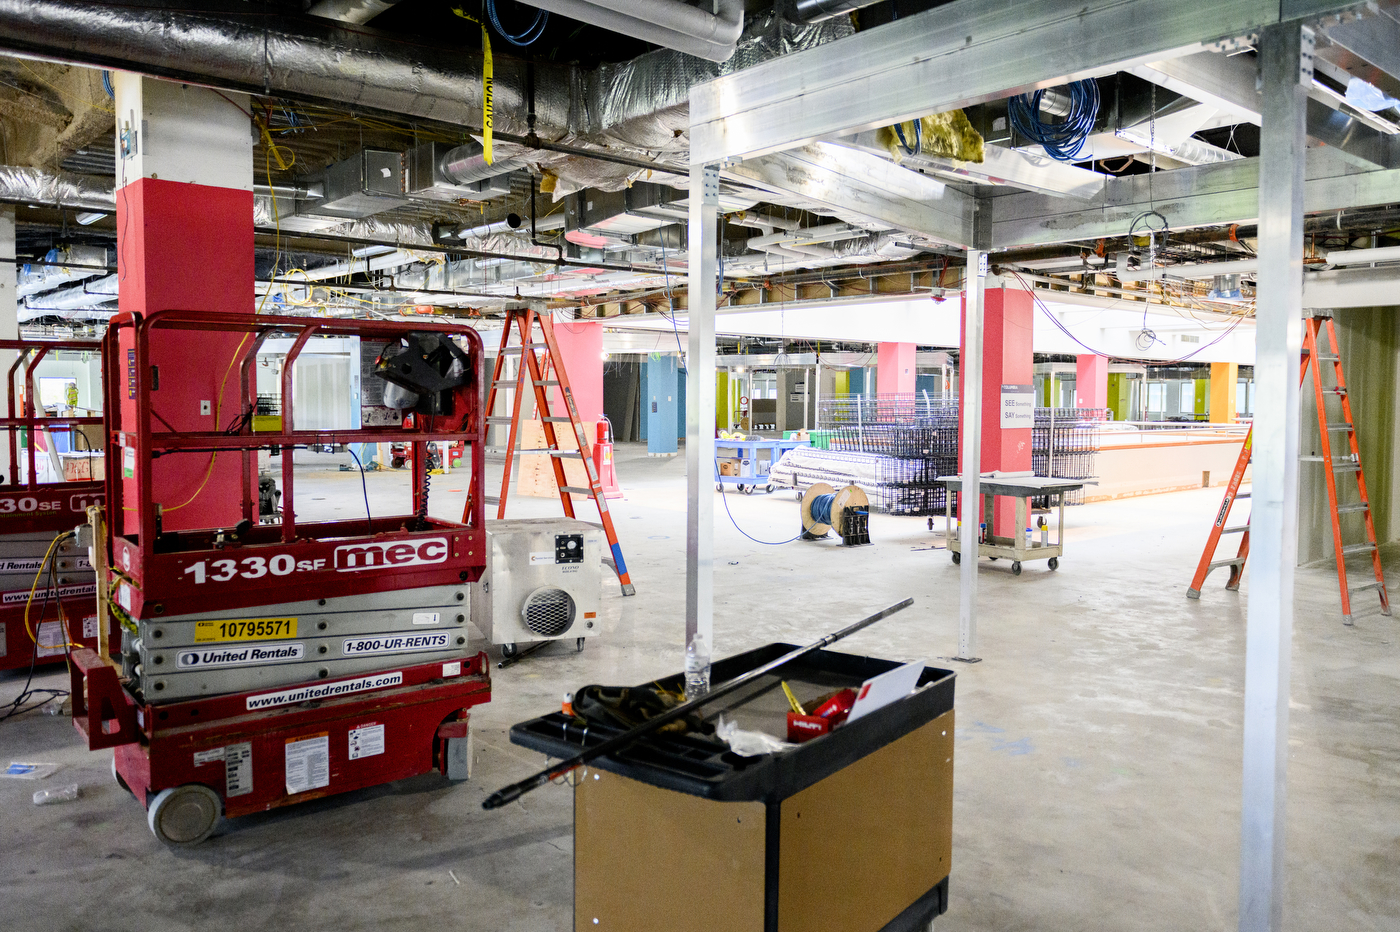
[75,211,106,225]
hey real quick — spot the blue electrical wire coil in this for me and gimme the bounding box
[809,492,836,527]
[486,0,548,47]
[1007,79,1100,162]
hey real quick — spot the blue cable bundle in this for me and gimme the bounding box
[486,0,548,47]
[1007,79,1100,162]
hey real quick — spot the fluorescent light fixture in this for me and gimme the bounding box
[75,211,106,225]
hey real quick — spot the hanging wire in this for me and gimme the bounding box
[1007,79,1101,162]
[486,0,549,47]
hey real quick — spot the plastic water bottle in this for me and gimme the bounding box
[685,632,711,700]
[1025,527,1033,549]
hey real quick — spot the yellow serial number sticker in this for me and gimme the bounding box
[194,618,298,643]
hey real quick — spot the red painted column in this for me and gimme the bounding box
[114,75,253,534]
[1075,354,1109,409]
[876,342,916,396]
[959,285,1034,538]
[550,318,604,449]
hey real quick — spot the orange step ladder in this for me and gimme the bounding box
[465,308,635,596]
[1188,313,1389,624]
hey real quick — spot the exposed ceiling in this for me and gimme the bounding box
[0,0,1398,350]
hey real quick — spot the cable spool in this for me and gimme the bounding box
[800,483,871,545]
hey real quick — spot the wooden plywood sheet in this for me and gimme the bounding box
[515,419,595,499]
[575,770,766,932]
[777,710,954,932]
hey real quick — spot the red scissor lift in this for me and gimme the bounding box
[0,338,111,671]
[70,310,491,845]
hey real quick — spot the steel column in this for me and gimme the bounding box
[685,164,719,649]
[1239,21,1309,932]
[957,250,986,662]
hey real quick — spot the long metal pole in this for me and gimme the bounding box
[958,250,986,661]
[1239,22,1308,932]
[685,163,719,649]
[481,597,914,809]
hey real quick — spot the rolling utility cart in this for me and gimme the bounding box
[0,337,113,671]
[715,437,809,494]
[70,310,493,845]
[936,474,1085,575]
[511,644,955,932]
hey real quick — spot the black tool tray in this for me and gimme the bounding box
[509,642,955,803]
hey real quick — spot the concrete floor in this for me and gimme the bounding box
[2,443,1398,931]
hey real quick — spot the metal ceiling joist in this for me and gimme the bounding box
[1133,51,1400,169]
[837,133,1107,199]
[723,143,976,248]
[1322,10,1400,84]
[689,0,1368,164]
[990,147,1400,248]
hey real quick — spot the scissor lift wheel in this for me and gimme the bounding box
[147,784,222,846]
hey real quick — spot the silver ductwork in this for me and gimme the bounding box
[0,2,849,165]
[518,0,742,62]
[439,142,532,187]
[307,0,402,25]
[0,165,113,212]
[17,245,110,298]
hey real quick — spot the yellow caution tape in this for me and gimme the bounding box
[451,8,494,166]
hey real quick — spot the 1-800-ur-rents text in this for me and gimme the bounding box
[180,539,451,583]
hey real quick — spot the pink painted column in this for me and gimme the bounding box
[1075,354,1109,409]
[550,318,604,444]
[876,342,916,396]
[959,286,1034,538]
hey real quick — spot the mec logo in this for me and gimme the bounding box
[334,537,449,572]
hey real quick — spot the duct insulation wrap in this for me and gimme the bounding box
[0,166,112,211]
[583,10,853,152]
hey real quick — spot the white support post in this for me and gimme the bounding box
[957,249,986,662]
[0,207,15,487]
[1239,21,1309,932]
[685,164,719,650]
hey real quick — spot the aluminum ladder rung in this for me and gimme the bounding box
[559,486,593,495]
[533,380,561,387]
[1209,558,1247,570]
[1336,502,1370,514]
[1220,525,1250,534]
[1341,543,1378,556]
[1321,387,1348,395]
[540,416,574,423]
[1314,353,1340,361]
[1334,463,1361,473]
[484,416,514,424]
[486,447,581,456]
[499,343,549,354]
[483,495,501,506]
[1349,581,1385,593]
[1234,491,1251,499]
[1325,423,1354,431]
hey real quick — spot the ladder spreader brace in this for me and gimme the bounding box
[466,308,636,596]
[1188,313,1390,625]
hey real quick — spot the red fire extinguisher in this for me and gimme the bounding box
[593,416,622,499]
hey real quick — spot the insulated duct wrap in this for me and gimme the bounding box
[0,0,571,138]
[584,11,854,152]
[0,166,112,211]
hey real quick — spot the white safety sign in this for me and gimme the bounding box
[285,733,330,795]
[348,723,385,761]
[1000,383,1035,429]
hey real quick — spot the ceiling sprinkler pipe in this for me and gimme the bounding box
[1323,244,1400,266]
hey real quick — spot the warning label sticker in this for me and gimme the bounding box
[341,632,451,656]
[36,621,65,659]
[82,616,98,640]
[225,743,253,797]
[412,612,441,626]
[348,723,385,760]
[285,733,329,795]
[194,747,225,766]
[176,643,305,669]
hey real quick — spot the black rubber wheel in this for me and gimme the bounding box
[951,552,961,564]
[501,643,518,658]
[1048,557,1059,570]
[742,484,754,495]
[765,483,775,493]
[576,637,585,652]
[391,457,406,469]
[716,483,723,492]
[989,556,998,562]
[1012,561,1022,575]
